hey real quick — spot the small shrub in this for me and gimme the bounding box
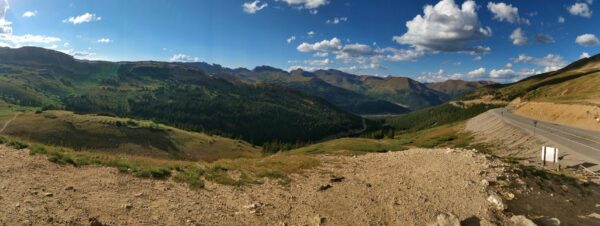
[8,140,28,150]
[29,146,48,155]
[174,167,205,189]
[0,136,6,144]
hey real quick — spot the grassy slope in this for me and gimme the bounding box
[467,54,600,103]
[0,104,260,162]
[312,70,450,110]
[523,71,600,105]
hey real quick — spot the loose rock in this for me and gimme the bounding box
[487,193,506,211]
[510,215,537,226]
[428,213,460,226]
[318,184,332,191]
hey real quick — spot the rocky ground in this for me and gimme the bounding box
[1,145,600,225]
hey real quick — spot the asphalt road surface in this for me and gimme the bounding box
[491,108,600,167]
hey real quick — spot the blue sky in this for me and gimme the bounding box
[1,0,599,82]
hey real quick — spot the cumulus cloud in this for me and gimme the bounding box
[580,52,591,59]
[510,28,527,46]
[0,0,12,34]
[0,34,61,48]
[22,10,37,18]
[286,36,296,44]
[326,17,348,24]
[170,54,199,62]
[243,1,268,14]
[568,3,592,18]
[97,38,112,43]
[468,67,486,78]
[576,33,600,46]
[297,37,342,52]
[393,0,492,53]
[512,54,566,72]
[296,37,428,71]
[305,58,332,66]
[487,2,528,24]
[279,0,329,9]
[535,33,554,44]
[417,69,463,83]
[63,13,102,24]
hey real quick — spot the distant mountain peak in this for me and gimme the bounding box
[253,65,287,73]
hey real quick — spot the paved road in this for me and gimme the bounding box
[491,108,600,166]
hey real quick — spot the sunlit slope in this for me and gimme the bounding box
[0,104,260,162]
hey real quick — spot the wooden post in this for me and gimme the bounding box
[542,146,545,167]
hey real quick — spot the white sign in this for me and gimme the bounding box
[541,146,559,163]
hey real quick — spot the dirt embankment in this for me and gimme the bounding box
[466,110,543,160]
[511,101,600,132]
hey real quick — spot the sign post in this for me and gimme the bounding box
[541,146,559,170]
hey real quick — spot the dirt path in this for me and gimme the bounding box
[0,113,20,133]
[1,146,514,226]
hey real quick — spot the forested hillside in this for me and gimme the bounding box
[0,47,363,145]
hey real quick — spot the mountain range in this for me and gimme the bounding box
[0,46,494,145]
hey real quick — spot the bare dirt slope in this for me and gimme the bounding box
[512,101,600,132]
[0,145,516,226]
[466,110,544,160]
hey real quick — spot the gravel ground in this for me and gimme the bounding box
[0,146,513,226]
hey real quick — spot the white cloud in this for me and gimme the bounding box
[63,13,102,24]
[489,68,538,80]
[286,36,296,44]
[0,0,12,34]
[393,0,492,53]
[326,17,348,24]
[580,52,591,59]
[389,0,492,60]
[305,58,332,66]
[279,0,329,9]
[568,3,592,18]
[383,48,426,62]
[313,52,328,57]
[170,54,199,62]
[510,28,527,46]
[487,2,527,24]
[297,37,342,52]
[307,31,315,36]
[97,38,112,43]
[417,69,464,83]
[505,63,513,68]
[22,10,37,18]
[558,16,565,23]
[0,34,61,47]
[512,54,566,72]
[576,33,600,46]
[468,67,486,78]
[243,1,268,14]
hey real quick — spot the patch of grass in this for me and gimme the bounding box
[7,140,28,150]
[291,138,407,156]
[395,123,474,149]
[0,135,6,144]
[173,166,205,189]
